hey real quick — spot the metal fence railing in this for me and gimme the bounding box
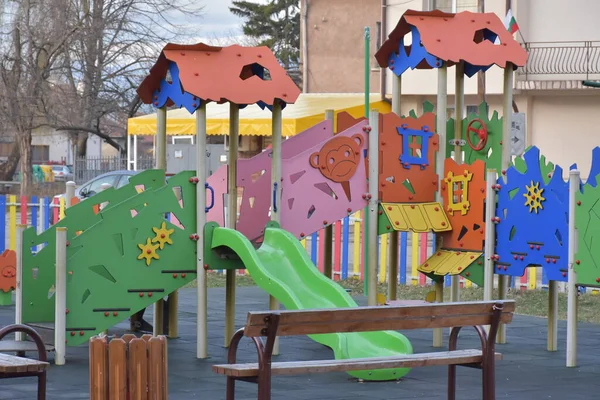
[519,41,600,79]
[73,155,154,184]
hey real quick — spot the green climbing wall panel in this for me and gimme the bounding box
[575,177,600,286]
[446,102,504,172]
[22,170,198,346]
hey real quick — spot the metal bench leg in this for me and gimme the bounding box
[226,377,236,400]
[38,371,46,400]
[447,364,456,400]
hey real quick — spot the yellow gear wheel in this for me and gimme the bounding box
[137,238,160,266]
[152,222,174,249]
[523,181,546,213]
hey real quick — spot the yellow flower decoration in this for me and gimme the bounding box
[523,181,546,214]
[151,222,175,250]
[137,238,160,266]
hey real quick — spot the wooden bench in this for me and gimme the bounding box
[212,300,515,400]
[0,324,49,400]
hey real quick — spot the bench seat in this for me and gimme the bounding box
[213,349,502,377]
[0,353,48,374]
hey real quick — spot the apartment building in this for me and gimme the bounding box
[301,0,600,175]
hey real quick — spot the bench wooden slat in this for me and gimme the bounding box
[244,301,516,337]
[0,353,48,374]
[212,349,502,377]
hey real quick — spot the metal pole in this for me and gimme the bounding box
[363,26,371,295]
[153,106,167,336]
[323,109,335,280]
[270,100,283,356]
[133,135,138,171]
[497,63,514,344]
[388,75,401,301]
[65,181,75,208]
[548,280,558,351]
[567,170,580,367]
[15,225,25,341]
[433,65,448,348]
[367,110,379,306]
[55,227,67,365]
[224,102,239,347]
[484,169,497,303]
[196,103,208,359]
[451,61,465,302]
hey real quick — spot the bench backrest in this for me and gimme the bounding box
[243,300,515,337]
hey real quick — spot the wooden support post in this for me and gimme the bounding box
[154,106,167,336]
[567,170,580,367]
[15,225,25,339]
[270,100,283,355]
[323,109,335,280]
[451,61,464,302]
[389,74,401,302]
[497,62,514,345]
[55,227,67,365]
[484,169,497,304]
[224,103,239,347]
[196,103,208,359]
[433,65,448,347]
[367,110,379,306]
[548,280,558,351]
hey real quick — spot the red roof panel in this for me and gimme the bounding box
[138,43,301,107]
[376,10,528,70]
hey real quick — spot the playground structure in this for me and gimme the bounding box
[3,8,600,382]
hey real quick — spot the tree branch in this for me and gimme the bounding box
[53,125,125,153]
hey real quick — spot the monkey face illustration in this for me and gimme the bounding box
[309,134,363,183]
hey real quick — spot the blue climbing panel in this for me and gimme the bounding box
[387,26,441,76]
[153,62,201,113]
[495,146,569,282]
[397,125,433,169]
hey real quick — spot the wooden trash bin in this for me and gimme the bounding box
[89,334,168,400]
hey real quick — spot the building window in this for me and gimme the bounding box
[32,145,49,163]
[430,0,478,13]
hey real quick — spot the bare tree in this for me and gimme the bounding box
[49,0,205,156]
[0,0,81,193]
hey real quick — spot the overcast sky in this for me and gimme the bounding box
[198,0,269,42]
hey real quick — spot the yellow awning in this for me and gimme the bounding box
[127,93,391,136]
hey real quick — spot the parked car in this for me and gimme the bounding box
[51,165,73,182]
[54,170,139,203]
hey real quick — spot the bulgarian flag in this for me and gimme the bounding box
[503,9,520,35]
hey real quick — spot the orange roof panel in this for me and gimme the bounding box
[376,10,528,74]
[138,43,301,110]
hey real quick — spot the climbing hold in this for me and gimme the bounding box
[182,273,187,278]
[139,292,144,297]
[137,238,160,266]
[70,332,75,336]
[79,331,84,336]
[113,312,118,317]
[104,312,109,317]
[148,292,153,297]
[152,222,174,249]
[173,273,178,278]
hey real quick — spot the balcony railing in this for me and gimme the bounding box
[518,41,600,80]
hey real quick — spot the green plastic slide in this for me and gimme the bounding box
[211,226,413,381]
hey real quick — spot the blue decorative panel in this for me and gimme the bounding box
[387,26,441,77]
[397,124,433,170]
[153,62,201,113]
[495,146,569,282]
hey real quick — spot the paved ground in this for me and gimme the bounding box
[1,287,599,399]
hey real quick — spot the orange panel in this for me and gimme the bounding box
[336,111,366,134]
[376,10,528,70]
[439,158,486,251]
[378,112,439,203]
[0,249,15,293]
[138,43,301,107]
